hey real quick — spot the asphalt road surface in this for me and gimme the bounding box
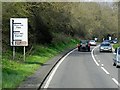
[41,45,119,88]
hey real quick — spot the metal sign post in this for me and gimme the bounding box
[24,46,25,61]
[13,47,15,60]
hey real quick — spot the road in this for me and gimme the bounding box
[41,45,119,88]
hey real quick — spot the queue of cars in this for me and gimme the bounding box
[77,39,120,68]
[99,40,120,68]
[77,39,97,52]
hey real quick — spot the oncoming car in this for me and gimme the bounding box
[113,47,120,68]
[99,42,112,52]
[77,40,90,52]
[112,40,118,44]
[89,40,97,46]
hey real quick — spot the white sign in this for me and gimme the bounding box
[10,18,28,46]
[109,36,111,40]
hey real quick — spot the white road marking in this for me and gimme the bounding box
[112,78,120,87]
[101,64,104,67]
[101,67,110,75]
[92,45,120,87]
[91,46,100,66]
[44,48,77,88]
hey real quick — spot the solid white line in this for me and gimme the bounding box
[112,78,120,87]
[44,48,77,88]
[91,46,99,66]
[101,67,110,75]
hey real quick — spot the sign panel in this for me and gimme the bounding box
[10,18,28,46]
[109,36,111,41]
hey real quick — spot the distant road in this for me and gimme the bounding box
[41,46,118,88]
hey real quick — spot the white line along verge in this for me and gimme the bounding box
[101,67,110,75]
[91,45,100,66]
[101,64,104,67]
[112,78,120,87]
[44,48,77,88]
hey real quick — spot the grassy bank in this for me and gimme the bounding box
[2,38,79,88]
[113,43,120,49]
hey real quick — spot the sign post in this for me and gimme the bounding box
[10,18,28,61]
[13,47,15,60]
[24,46,25,61]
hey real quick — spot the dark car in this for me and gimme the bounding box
[112,40,118,44]
[77,40,90,52]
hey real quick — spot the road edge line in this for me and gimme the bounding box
[43,48,77,88]
[91,45,99,66]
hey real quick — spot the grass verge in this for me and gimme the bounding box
[113,43,120,49]
[2,38,79,89]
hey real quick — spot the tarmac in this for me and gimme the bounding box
[17,47,76,90]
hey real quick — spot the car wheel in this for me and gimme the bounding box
[116,63,119,68]
[88,48,90,52]
[116,65,119,68]
[113,62,116,66]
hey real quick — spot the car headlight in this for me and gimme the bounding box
[100,47,104,49]
[108,47,112,49]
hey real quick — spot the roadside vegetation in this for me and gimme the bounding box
[113,43,120,49]
[2,2,119,88]
[2,36,78,88]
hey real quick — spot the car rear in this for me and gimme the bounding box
[78,40,90,51]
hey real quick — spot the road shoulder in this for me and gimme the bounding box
[17,47,76,90]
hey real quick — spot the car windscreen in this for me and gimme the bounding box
[80,40,88,43]
[101,44,110,46]
[90,40,95,42]
[113,40,117,41]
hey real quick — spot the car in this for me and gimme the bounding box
[99,42,112,52]
[89,40,97,46]
[77,40,90,52]
[112,40,118,44]
[113,47,120,68]
[103,40,110,43]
